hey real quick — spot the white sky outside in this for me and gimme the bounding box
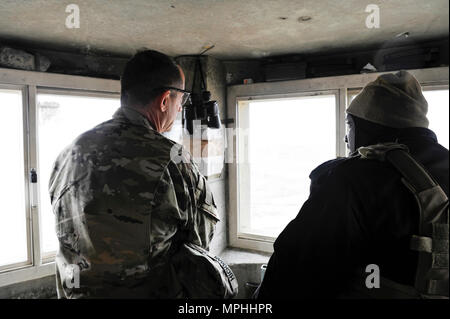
[240,95,336,237]
[423,90,449,149]
[38,94,120,254]
[0,89,28,267]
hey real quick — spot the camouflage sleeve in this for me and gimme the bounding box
[184,160,220,249]
[151,158,219,257]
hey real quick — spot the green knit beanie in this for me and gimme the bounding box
[347,70,429,128]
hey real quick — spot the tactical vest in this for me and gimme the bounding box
[344,142,449,299]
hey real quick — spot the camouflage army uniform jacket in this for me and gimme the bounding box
[49,106,219,298]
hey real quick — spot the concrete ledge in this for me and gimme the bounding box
[0,275,56,299]
[219,248,271,299]
[0,248,271,299]
[220,248,271,265]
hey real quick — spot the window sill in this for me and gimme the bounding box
[218,248,271,299]
[0,262,55,288]
[219,247,271,265]
[0,249,271,298]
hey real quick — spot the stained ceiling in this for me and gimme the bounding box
[0,0,448,59]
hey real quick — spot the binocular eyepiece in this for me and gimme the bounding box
[183,90,221,134]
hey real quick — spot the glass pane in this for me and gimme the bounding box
[38,93,120,255]
[423,90,449,149]
[0,89,28,267]
[238,95,336,238]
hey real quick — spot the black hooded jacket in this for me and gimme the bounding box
[257,125,448,299]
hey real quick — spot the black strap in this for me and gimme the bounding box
[385,149,437,193]
[357,143,449,299]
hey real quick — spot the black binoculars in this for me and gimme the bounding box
[183,90,221,135]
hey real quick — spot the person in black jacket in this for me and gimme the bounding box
[256,70,449,299]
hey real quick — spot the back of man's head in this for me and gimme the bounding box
[347,70,429,129]
[121,50,182,108]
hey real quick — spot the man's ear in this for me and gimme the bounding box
[159,90,171,113]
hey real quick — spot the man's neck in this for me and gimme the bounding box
[121,106,158,131]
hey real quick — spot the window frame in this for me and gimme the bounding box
[227,66,449,253]
[347,84,450,106]
[0,83,32,273]
[36,87,121,261]
[235,90,340,243]
[0,67,120,287]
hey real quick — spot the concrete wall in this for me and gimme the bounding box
[198,56,228,255]
[223,38,449,85]
[176,55,229,255]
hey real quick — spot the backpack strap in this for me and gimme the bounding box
[358,142,449,299]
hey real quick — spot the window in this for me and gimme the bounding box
[0,88,29,270]
[229,67,448,252]
[37,92,120,258]
[237,93,337,239]
[0,67,120,287]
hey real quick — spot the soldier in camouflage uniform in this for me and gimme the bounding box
[49,50,219,298]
